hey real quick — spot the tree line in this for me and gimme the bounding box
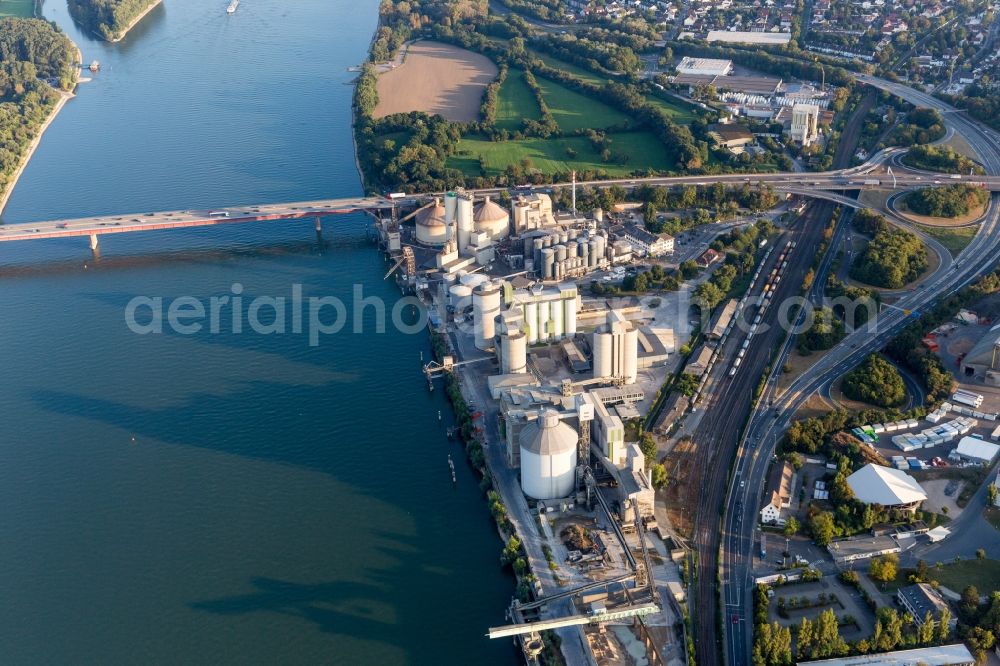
[67,0,158,41]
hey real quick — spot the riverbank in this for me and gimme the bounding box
[107,0,161,42]
[0,87,74,216]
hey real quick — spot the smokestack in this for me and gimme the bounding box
[572,170,577,216]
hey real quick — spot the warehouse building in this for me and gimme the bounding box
[846,464,927,511]
[950,436,1000,464]
[676,56,733,77]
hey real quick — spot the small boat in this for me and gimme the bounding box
[88,60,100,72]
[226,0,239,14]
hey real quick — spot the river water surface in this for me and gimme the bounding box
[0,1,516,663]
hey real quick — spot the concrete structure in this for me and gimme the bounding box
[798,644,974,665]
[952,436,1000,464]
[509,283,579,345]
[472,281,503,351]
[620,224,674,257]
[415,198,450,246]
[512,193,556,233]
[519,410,578,500]
[676,56,733,77]
[473,196,510,241]
[897,583,956,630]
[498,327,528,375]
[456,192,474,253]
[846,464,927,510]
[789,103,821,146]
[581,393,626,466]
[959,323,1000,384]
[592,310,639,384]
[759,461,793,524]
[709,299,738,340]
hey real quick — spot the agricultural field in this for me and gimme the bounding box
[448,131,674,177]
[0,0,35,17]
[526,49,613,86]
[496,69,541,133]
[536,76,630,131]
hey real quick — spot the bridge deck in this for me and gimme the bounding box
[0,197,392,243]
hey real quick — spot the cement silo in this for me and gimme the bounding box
[541,248,555,280]
[456,193,474,252]
[499,330,528,374]
[415,198,449,246]
[473,281,502,351]
[550,300,563,339]
[473,196,510,241]
[449,284,473,312]
[588,239,600,268]
[444,191,457,230]
[537,295,550,342]
[519,411,578,500]
[525,301,539,344]
[592,310,638,383]
[592,330,613,379]
[562,286,578,337]
[461,272,488,289]
[555,244,567,264]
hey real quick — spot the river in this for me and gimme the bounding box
[0,1,517,663]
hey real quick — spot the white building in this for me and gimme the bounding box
[593,310,639,384]
[676,56,733,77]
[952,436,1000,464]
[621,224,674,257]
[846,464,927,510]
[797,644,974,666]
[789,103,820,146]
[512,193,557,233]
[706,30,792,45]
[508,283,579,345]
[759,461,793,524]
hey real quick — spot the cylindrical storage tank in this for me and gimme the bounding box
[623,327,639,384]
[594,235,607,262]
[450,284,473,312]
[444,192,457,228]
[565,297,577,337]
[578,239,589,259]
[594,208,604,223]
[588,239,599,268]
[551,300,563,339]
[501,331,527,374]
[461,273,488,289]
[415,198,449,246]
[593,331,612,378]
[473,196,511,241]
[542,235,552,248]
[555,244,567,264]
[473,282,502,351]
[568,228,578,241]
[554,263,562,281]
[559,232,568,245]
[456,194,474,251]
[525,301,539,344]
[537,297,550,342]
[519,411,578,500]
[541,248,555,280]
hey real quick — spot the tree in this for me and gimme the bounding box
[873,607,903,652]
[639,432,658,466]
[938,607,951,642]
[917,610,936,645]
[651,463,668,489]
[783,517,799,537]
[978,548,987,561]
[961,585,981,621]
[841,354,906,408]
[869,553,899,585]
[989,484,998,506]
[809,511,836,547]
[693,281,724,310]
[812,609,847,657]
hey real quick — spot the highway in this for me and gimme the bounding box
[719,75,1000,665]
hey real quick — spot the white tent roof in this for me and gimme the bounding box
[955,436,1000,462]
[846,464,927,506]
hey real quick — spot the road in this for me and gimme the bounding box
[720,75,1000,665]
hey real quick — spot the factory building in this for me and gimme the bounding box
[959,323,1000,383]
[676,56,733,77]
[512,193,557,233]
[593,310,639,384]
[508,283,579,345]
[789,103,820,146]
[519,410,579,500]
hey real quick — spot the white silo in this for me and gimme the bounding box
[473,196,511,241]
[456,193,474,252]
[444,191,457,230]
[562,286,578,337]
[537,296,550,342]
[541,248,555,280]
[555,244,568,263]
[525,301,539,344]
[588,239,599,268]
[500,330,528,374]
[519,410,578,500]
[462,272,488,289]
[550,300,563,339]
[473,281,502,351]
[593,331,613,378]
[623,327,639,384]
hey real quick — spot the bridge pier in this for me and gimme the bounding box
[314,216,322,232]
[89,233,99,251]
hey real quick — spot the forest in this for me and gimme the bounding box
[0,18,75,197]
[67,0,158,41]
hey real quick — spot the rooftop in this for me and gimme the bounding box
[797,643,974,665]
[846,463,927,506]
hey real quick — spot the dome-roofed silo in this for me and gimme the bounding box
[519,410,578,500]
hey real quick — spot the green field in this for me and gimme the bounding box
[0,0,35,17]
[496,69,542,133]
[536,76,630,132]
[448,131,673,177]
[644,94,698,124]
[527,50,614,86]
[929,559,1000,594]
[917,223,978,256]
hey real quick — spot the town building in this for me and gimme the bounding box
[759,461,794,524]
[845,463,927,511]
[797,644,974,666]
[621,224,674,257]
[827,534,901,565]
[707,123,755,152]
[897,583,957,630]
